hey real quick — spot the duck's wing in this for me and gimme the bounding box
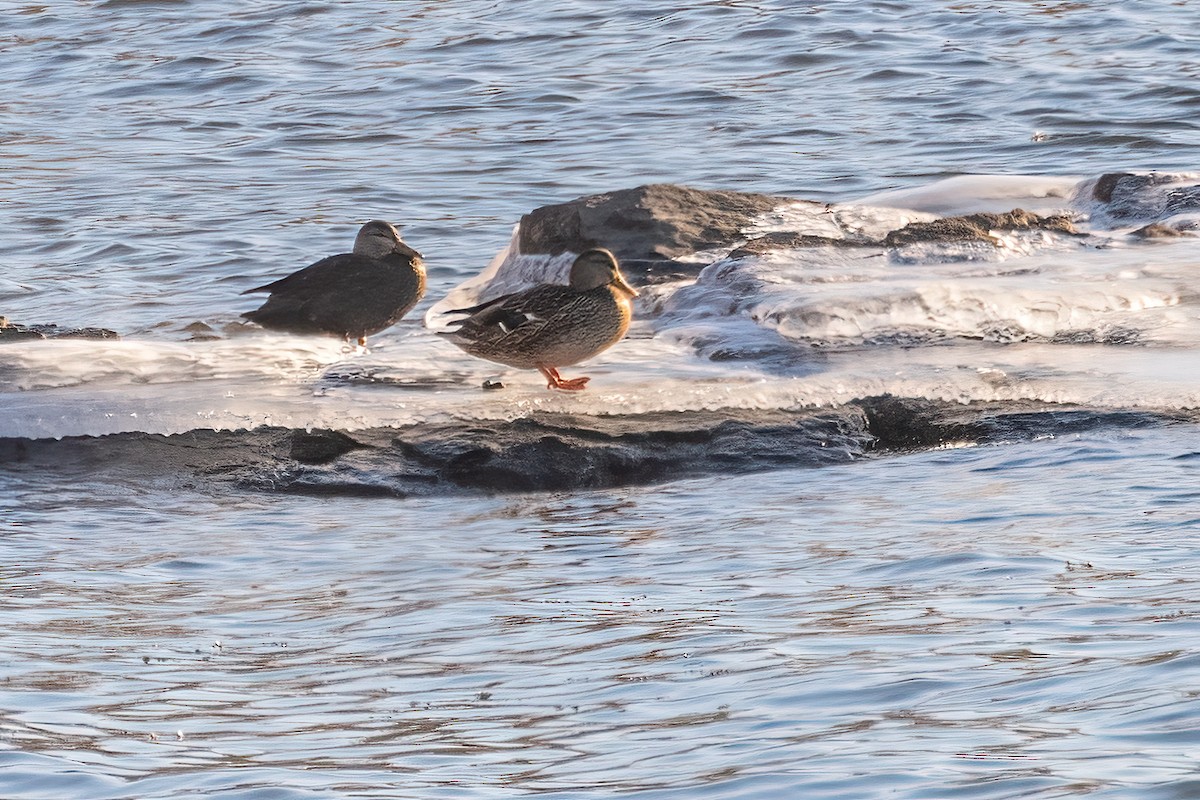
[243,250,423,296]
[441,285,571,341]
[242,254,356,295]
[441,293,511,317]
[442,292,527,332]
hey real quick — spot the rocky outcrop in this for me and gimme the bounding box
[0,399,1178,497]
[1130,222,1189,239]
[519,184,785,258]
[1086,172,1200,222]
[723,209,1081,258]
[729,232,871,258]
[515,186,1085,283]
[0,317,120,343]
[517,184,789,281]
[882,209,1079,247]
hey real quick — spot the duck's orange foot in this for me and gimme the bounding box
[555,376,590,391]
[538,366,591,391]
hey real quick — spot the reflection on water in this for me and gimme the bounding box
[4,426,1200,798]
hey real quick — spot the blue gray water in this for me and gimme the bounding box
[5,0,1198,329]
[3,2,1200,798]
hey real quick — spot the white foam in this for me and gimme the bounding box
[0,335,348,393]
[670,235,1199,349]
[743,201,940,242]
[856,174,1082,216]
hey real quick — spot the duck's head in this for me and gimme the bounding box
[353,220,422,261]
[568,248,638,298]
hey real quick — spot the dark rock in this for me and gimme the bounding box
[1092,172,1136,203]
[487,184,1109,295]
[46,326,121,340]
[406,411,870,492]
[729,232,876,259]
[518,184,788,278]
[0,319,120,342]
[859,395,983,449]
[0,402,1182,498]
[1130,222,1187,239]
[0,410,873,496]
[1088,172,1200,222]
[183,321,221,341]
[883,209,1078,248]
[0,326,46,342]
[289,429,365,464]
[1166,185,1200,215]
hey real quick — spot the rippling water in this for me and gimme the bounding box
[4,1,1200,798]
[6,428,1200,798]
[5,1,1199,330]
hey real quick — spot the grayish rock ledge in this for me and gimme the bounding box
[0,399,1178,497]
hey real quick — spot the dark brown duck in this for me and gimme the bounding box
[242,220,425,346]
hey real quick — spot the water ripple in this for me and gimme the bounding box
[3,1,1197,330]
[3,428,1200,796]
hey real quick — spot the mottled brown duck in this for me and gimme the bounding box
[440,248,638,391]
[241,220,425,346]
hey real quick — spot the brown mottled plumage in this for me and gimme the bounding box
[440,248,638,390]
[241,220,425,346]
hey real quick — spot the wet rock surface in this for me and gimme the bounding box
[1087,172,1200,222]
[0,318,120,343]
[515,184,1091,285]
[882,209,1079,247]
[729,232,872,258]
[517,184,788,281]
[0,398,1180,497]
[1130,222,1189,239]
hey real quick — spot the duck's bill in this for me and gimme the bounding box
[614,275,639,298]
